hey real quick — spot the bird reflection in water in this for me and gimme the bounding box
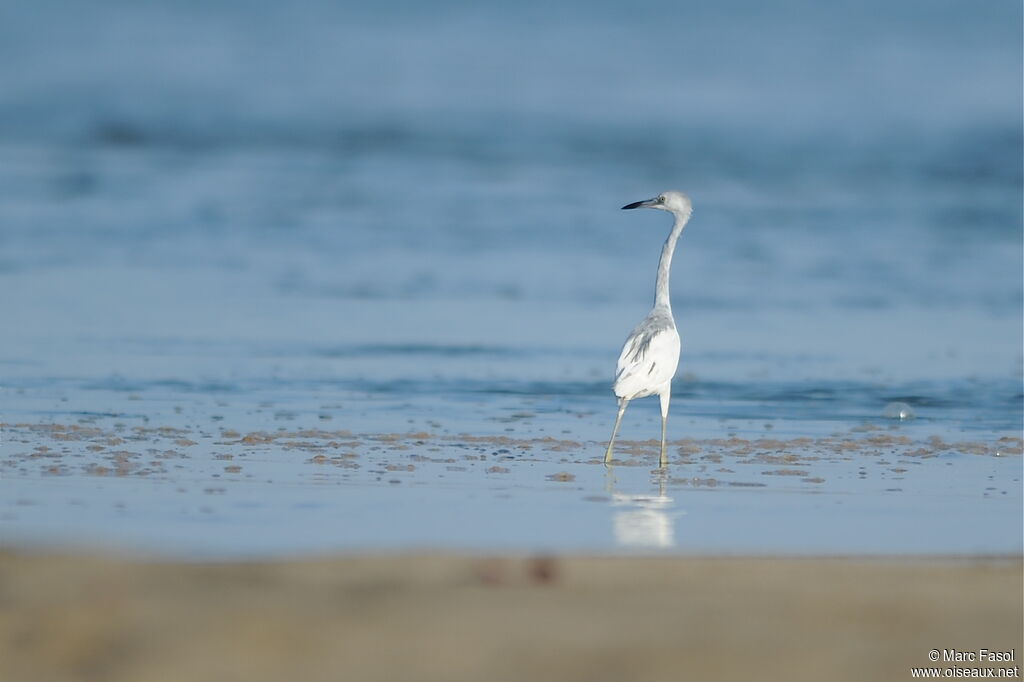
[607,468,683,549]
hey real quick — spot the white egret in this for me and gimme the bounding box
[604,191,693,467]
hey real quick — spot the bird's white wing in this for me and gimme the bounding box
[613,321,681,400]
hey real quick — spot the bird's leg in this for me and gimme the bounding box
[604,399,628,464]
[659,415,668,467]
[659,388,671,467]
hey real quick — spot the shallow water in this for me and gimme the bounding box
[1,0,1021,557]
[2,420,1021,556]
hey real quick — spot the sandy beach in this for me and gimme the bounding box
[1,551,1019,682]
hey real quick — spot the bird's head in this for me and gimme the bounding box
[622,191,691,214]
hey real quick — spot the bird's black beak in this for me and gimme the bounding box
[621,197,658,210]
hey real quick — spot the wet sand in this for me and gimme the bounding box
[6,420,1020,481]
[0,551,1019,682]
[3,421,1021,556]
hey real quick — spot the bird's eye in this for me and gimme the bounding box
[658,195,666,203]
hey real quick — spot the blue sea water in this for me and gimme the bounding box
[0,0,1021,557]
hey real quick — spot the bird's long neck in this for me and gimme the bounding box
[653,208,690,310]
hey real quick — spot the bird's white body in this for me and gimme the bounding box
[604,191,692,466]
[613,309,680,401]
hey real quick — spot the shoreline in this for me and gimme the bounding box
[4,422,1021,557]
[2,551,1020,682]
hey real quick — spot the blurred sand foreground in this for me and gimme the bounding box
[0,552,1020,682]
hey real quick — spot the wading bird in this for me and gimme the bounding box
[604,191,692,467]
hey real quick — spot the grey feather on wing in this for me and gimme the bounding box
[625,314,673,363]
[631,333,652,362]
